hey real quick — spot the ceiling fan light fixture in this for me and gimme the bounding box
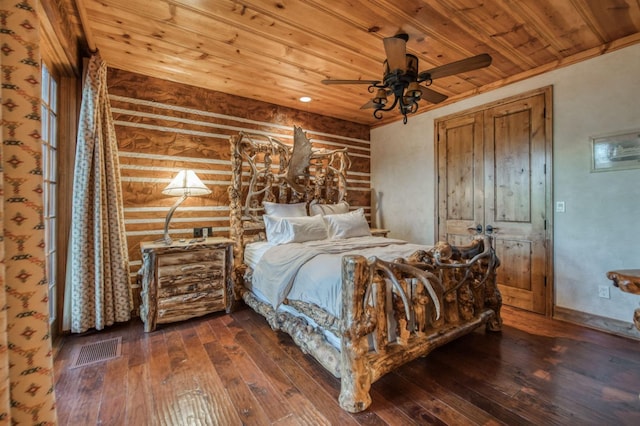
[406,81,421,99]
[373,88,388,105]
[405,54,419,76]
[400,102,414,114]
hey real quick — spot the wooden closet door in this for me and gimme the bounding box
[437,112,484,247]
[437,89,550,315]
[484,93,548,314]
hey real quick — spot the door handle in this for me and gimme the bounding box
[467,224,483,234]
[486,225,499,234]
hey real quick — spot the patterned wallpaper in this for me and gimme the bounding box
[0,1,57,423]
[106,69,372,308]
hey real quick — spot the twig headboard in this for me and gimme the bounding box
[228,127,351,277]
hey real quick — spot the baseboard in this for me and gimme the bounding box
[553,306,640,341]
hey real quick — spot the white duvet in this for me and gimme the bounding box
[249,236,431,317]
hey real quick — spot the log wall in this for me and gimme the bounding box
[106,68,371,309]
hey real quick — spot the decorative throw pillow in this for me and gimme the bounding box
[263,214,328,244]
[323,208,371,239]
[309,200,350,216]
[263,201,307,217]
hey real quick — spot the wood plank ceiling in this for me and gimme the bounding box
[63,0,640,126]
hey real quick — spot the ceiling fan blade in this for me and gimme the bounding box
[419,86,448,104]
[321,79,380,85]
[360,99,377,110]
[419,53,492,80]
[383,33,408,72]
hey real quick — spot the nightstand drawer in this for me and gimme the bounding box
[157,248,226,266]
[157,290,226,323]
[157,262,224,289]
[157,277,225,298]
[158,249,226,270]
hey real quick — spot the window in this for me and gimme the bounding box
[41,64,58,323]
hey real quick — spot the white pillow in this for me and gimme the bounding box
[263,201,307,217]
[323,208,371,239]
[309,201,350,216]
[263,214,328,244]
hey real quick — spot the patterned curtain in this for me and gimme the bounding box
[0,2,57,423]
[63,53,132,333]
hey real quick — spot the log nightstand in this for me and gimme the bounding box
[606,269,640,331]
[139,237,234,332]
[370,228,390,237]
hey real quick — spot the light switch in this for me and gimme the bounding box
[555,201,565,213]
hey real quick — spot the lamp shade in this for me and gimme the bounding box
[162,170,211,197]
[406,81,422,99]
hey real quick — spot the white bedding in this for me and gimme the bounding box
[244,241,272,270]
[247,236,431,317]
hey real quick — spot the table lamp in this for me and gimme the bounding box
[161,169,211,244]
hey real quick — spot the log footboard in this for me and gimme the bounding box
[339,235,501,412]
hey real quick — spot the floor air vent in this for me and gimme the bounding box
[71,336,122,369]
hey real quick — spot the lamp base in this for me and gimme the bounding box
[158,194,188,245]
[155,235,174,245]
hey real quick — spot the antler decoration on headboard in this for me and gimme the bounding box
[228,126,351,278]
[229,126,350,223]
[284,126,314,193]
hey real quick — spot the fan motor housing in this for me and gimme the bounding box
[383,54,418,86]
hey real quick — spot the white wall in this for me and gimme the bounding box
[371,43,640,325]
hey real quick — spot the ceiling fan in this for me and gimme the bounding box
[322,33,492,124]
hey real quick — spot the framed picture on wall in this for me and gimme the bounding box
[591,129,640,172]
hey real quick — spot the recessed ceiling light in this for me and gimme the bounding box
[299,96,312,103]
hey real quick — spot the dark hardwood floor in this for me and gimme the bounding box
[53,305,640,425]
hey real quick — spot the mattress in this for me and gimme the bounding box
[247,236,430,316]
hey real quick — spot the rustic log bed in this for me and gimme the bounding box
[228,128,502,412]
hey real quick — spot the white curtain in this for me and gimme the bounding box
[63,53,132,333]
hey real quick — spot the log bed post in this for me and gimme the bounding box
[339,255,375,412]
[228,133,246,304]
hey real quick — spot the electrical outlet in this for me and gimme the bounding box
[598,285,610,299]
[193,227,213,238]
